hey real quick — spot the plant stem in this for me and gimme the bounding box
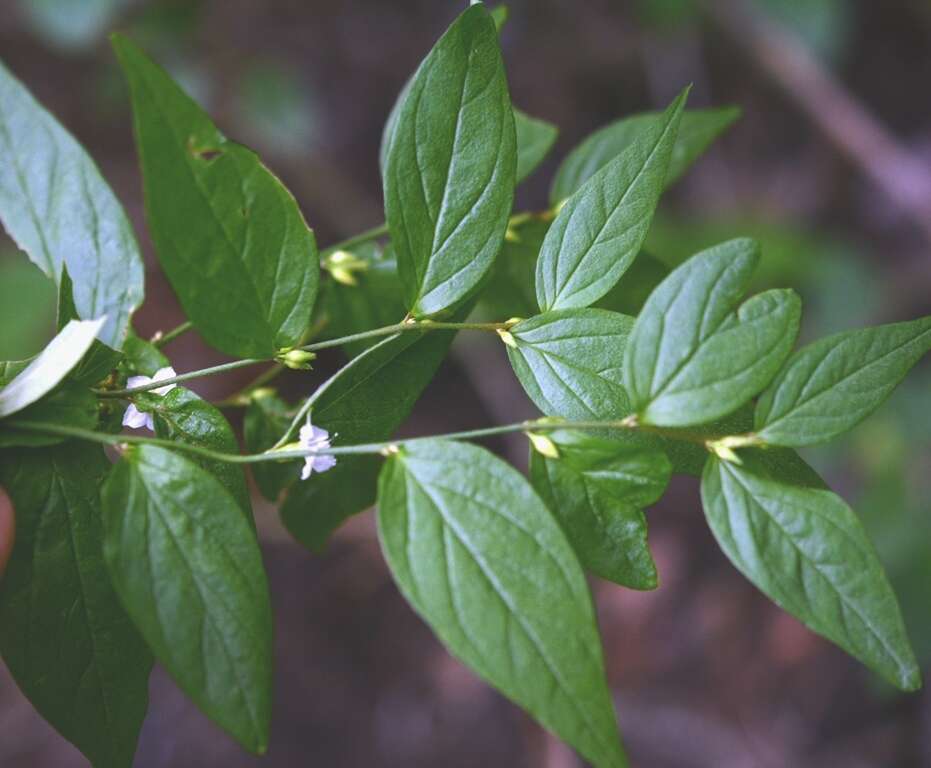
[96,357,266,398]
[5,417,718,466]
[153,321,193,348]
[214,315,331,408]
[320,222,389,258]
[95,320,509,398]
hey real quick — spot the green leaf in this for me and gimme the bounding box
[490,4,509,31]
[322,243,406,357]
[0,317,104,417]
[280,326,457,550]
[535,88,688,312]
[514,108,559,183]
[120,332,169,377]
[754,317,931,447]
[243,389,298,502]
[0,444,152,768]
[507,308,634,420]
[384,4,517,316]
[530,430,670,589]
[478,215,548,319]
[378,439,627,768]
[623,239,801,426]
[137,386,253,519]
[101,445,273,752]
[112,35,319,359]
[701,454,921,691]
[57,266,124,385]
[0,383,98,447]
[0,59,144,349]
[550,106,740,205]
[594,250,669,316]
[0,359,30,386]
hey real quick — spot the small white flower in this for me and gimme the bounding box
[298,419,337,480]
[122,366,177,432]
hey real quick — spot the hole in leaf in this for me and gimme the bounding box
[188,137,223,162]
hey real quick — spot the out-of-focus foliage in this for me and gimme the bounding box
[0,252,56,361]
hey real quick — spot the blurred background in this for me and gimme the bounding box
[2,0,931,765]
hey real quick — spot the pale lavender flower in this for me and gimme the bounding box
[298,420,337,479]
[122,366,177,431]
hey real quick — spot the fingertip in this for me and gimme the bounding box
[0,486,14,578]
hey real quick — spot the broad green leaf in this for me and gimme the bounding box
[384,5,517,316]
[0,444,152,768]
[57,266,123,385]
[535,88,688,312]
[0,60,143,349]
[135,386,253,519]
[754,317,931,447]
[0,317,104,417]
[120,332,169,377]
[0,250,57,361]
[322,243,406,357]
[243,388,299,502]
[478,215,549,319]
[550,106,741,205]
[102,445,273,752]
[378,439,627,768]
[0,383,98,447]
[280,326,457,550]
[113,35,318,359]
[701,455,920,691]
[594,250,669,316]
[507,308,634,420]
[514,108,559,183]
[530,430,670,589]
[623,239,801,426]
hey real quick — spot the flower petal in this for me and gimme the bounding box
[122,404,149,429]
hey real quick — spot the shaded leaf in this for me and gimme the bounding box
[280,326,457,550]
[514,108,559,183]
[322,242,406,357]
[0,383,98,447]
[102,445,273,752]
[530,430,670,588]
[0,317,104,417]
[0,443,152,768]
[550,106,740,204]
[137,386,253,519]
[243,389,299,502]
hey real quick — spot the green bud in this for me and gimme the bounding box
[277,349,317,370]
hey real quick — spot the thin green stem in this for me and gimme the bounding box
[320,222,389,258]
[215,315,331,408]
[96,357,265,398]
[153,321,193,348]
[96,320,509,399]
[6,417,717,468]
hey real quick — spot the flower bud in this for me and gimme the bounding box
[278,349,317,370]
[526,432,560,459]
